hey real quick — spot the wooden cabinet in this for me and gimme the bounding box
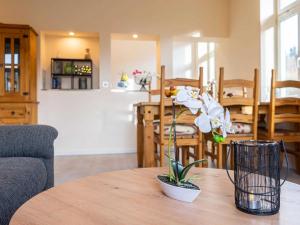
[0,24,37,124]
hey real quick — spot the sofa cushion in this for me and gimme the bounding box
[0,157,47,225]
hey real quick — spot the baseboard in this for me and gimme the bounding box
[54,148,136,156]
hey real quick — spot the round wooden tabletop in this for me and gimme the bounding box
[10,168,300,225]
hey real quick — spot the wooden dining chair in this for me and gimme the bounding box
[259,70,300,169]
[154,65,204,167]
[148,78,160,102]
[204,67,259,169]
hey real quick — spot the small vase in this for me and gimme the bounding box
[139,84,147,91]
[134,74,152,91]
[157,175,201,203]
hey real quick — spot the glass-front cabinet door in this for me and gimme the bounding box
[0,32,27,100]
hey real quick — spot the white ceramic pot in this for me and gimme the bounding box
[158,176,201,203]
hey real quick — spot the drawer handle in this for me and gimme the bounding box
[11,111,15,116]
[23,92,29,96]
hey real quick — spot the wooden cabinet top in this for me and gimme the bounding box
[0,23,38,35]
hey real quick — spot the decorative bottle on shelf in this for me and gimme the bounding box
[79,78,87,89]
[84,48,91,60]
[52,77,57,89]
[52,77,61,89]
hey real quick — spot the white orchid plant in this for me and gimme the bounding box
[163,86,234,186]
[176,86,233,140]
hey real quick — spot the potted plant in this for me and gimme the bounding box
[157,86,233,202]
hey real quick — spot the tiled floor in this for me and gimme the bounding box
[54,153,300,185]
[54,153,137,185]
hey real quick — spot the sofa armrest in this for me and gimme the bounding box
[0,125,58,159]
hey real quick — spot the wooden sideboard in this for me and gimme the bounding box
[0,23,38,124]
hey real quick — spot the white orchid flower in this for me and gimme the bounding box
[194,113,211,133]
[194,93,224,133]
[211,117,222,129]
[220,108,234,138]
[200,93,224,117]
[175,86,202,114]
[195,112,223,133]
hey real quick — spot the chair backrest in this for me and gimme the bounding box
[159,65,203,140]
[148,82,160,102]
[149,66,204,101]
[218,67,260,138]
[270,69,300,107]
[268,70,300,138]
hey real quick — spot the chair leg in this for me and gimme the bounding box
[154,143,158,167]
[195,144,203,168]
[220,144,230,169]
[221,144,227,169]
[295,153,300,174]
[211,143,216,159]
[195,145,199,159]
[182,146,189,166]
[202,139,208,168]
[160,143,164,167]
[230,145,234,169]
[217,143,223,169]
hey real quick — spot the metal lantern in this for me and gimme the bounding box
[227,140,288,216]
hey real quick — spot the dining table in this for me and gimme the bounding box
[134,101,283,168]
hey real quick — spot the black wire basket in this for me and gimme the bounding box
[226,140,288,216]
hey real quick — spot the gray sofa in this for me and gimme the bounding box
[0,125,58,225]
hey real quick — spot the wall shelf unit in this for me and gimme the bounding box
[51,58,93,90]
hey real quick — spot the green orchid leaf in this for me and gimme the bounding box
[185,174,201,183]
[180,159,207,181]
[171,159,184,181]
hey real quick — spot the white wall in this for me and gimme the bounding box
[0,0,261,156]
[0,0,231,155]
[40,39,157,155]
[217,0,261,79]
[0,0,230,78]
[111,40,157,90]
[0,0,229,37]
[39,89,147,155]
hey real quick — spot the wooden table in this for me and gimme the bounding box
[10,168,300,225]
[135,102,273,168]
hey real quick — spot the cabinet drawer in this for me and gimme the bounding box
[0,105,31,124]
[0,106,26,118]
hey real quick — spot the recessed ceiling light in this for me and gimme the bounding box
[132,34,138,39]
[69,32,75,36]
[191,32,201,38]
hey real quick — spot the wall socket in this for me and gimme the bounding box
[102,81,109,88]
